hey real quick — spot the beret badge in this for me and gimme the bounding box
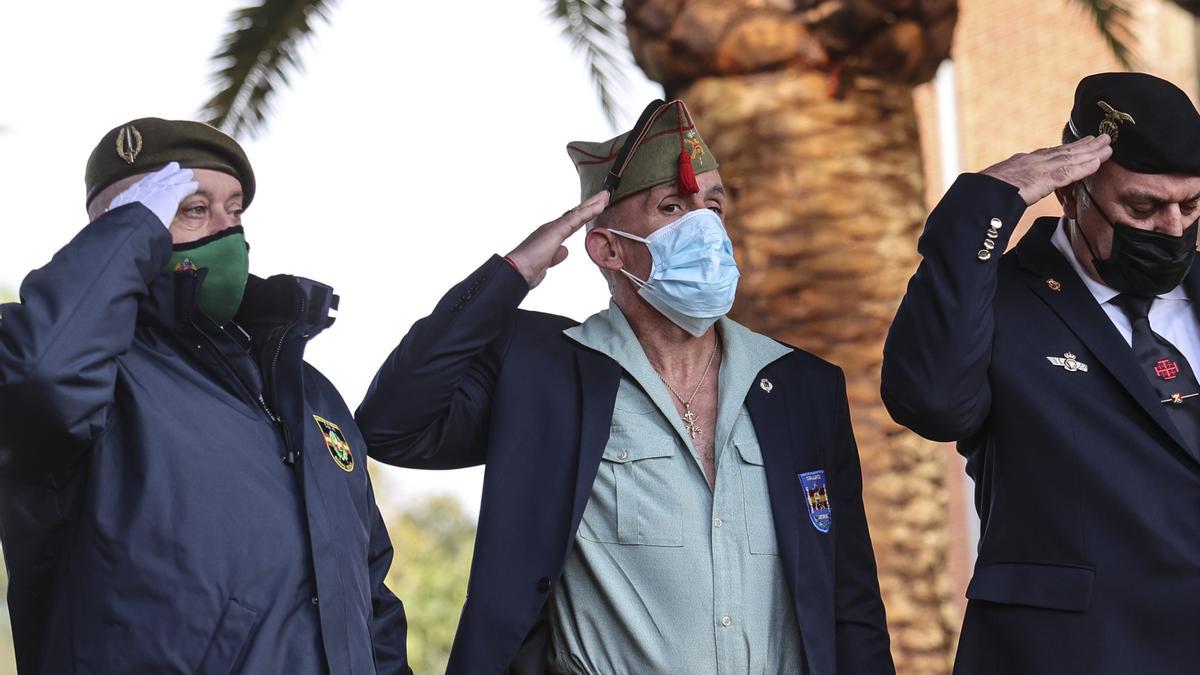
[116,124,143,164]
[1097,100,1136,142]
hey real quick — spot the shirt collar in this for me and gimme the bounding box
[1050,218,1189,304]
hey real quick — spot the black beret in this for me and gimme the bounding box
[84,118,255,208]
[1067,72,1200,175]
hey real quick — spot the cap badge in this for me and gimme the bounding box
[685,134,704,160]
[1096,100,1136,142]
[116,124,143,164]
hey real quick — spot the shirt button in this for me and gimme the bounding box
[990,217,1003,229]
[311,596,320,605]
[721,615,732,627]
[617,449,629,461]
[714,518,723,528]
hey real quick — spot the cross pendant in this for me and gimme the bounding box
[682,403,701,439]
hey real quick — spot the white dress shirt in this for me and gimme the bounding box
[1051,218,1200,366]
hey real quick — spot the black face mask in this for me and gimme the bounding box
[1075,185,1199,298]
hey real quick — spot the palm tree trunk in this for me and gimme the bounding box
[679,69,957,674]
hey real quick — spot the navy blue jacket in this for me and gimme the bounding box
[883,174,1200,674]
[0,204,410,675]
[357,255,893,675]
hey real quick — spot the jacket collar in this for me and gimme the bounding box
[139,269,338,344]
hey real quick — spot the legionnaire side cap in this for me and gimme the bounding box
[1066,72,1200,175]
[85,118,256,208]
[566,100,718,203]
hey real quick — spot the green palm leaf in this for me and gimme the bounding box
[201,0,335,139]
[1069,0,1137,68]
[546,0,630,128]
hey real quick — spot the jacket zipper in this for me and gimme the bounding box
[264,289,307,466]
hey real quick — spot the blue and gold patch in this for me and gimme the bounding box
[799,470,831,533]
[313,415,354,472]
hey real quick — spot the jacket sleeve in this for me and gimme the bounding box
[831,369,895,674]
[0,204,170,472]
[366,479,413,675]
[356,255,529,469]
[880,173,1026,441]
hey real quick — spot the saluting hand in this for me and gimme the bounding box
[107,162,199,228]
[981,134,1113,206]
[505,191,610,289]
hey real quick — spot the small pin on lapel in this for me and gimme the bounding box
[1047,351,1089,372]
[1046,278,1062,291]
[759,378,773,393]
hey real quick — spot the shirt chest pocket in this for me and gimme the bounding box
[736,439,779,555]
[577,428,683,547]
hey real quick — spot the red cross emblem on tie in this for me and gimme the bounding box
[1155,359,1181,380]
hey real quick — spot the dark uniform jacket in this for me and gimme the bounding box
[356,255,893,675]
[883,174,1200,674]
[0,204,410,675]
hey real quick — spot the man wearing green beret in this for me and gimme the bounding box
[358,99,893,674]
[0,118,411,674]
[883,72,1200,672]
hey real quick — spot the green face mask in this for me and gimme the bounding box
[165,226,249,325]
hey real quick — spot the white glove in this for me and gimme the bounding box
[107,162,199,228]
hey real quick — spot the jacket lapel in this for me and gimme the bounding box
[567,348,622,553]
[745,361,834,669]
[1017,218,1199,463]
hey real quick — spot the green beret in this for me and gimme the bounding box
[84,118,255,208]
[567,99,718,203]
[1067,72,1200,175]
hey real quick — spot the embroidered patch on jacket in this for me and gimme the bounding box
[799,470,831,533]
[313,415,354,472]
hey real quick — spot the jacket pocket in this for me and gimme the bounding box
[197,597,260,675]
[966,561,1095,611]
[578,429,682,547]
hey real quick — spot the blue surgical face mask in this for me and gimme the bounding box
[609,207,741,337]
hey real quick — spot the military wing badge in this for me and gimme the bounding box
[1047,352,1089,373]
[798,470,831,533]
[313,415,354,472]
[1096,100,1135,142]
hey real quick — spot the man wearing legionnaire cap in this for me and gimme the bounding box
[357,99,893,674]
[883,71,1200,673]
[0,118,413,674]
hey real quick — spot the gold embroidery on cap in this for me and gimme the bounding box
[116,125,143,164]
[1096,101,1136,142]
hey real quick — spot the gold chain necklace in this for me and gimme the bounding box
[656,339,720,440]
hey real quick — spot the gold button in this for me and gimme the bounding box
[617,450,629,461]
[977,250,992,261]
[983,239,995,251]
[990,218,1003,229]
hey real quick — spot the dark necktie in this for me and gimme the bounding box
[1112,293,1200,452]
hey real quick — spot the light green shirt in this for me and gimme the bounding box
[549,303,806,675]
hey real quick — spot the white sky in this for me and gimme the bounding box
[0,1,663,516]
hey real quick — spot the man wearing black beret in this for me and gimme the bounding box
[882,72,1200,673]
[0,118,412,674]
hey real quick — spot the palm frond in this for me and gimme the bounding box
[546,0,630,129]
[201,0,336,139]
[1069,0,1137,68]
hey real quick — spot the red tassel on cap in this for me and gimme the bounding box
[678,149,699,193]
[675,101,700,193]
